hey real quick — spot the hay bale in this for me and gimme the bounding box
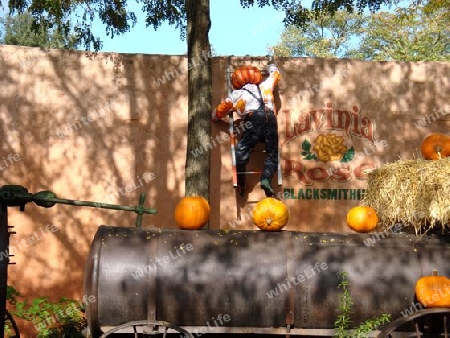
[363,157,450,234]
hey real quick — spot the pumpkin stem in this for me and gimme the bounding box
[267,218,273,225]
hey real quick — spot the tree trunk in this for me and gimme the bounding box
[185,0,212,201]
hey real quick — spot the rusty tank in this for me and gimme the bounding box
[84,225,450,337]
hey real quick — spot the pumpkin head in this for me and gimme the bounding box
[231,65,262,89]
[420,133,450,160]
[252,197,289,231]
[174,196,210,230]
[415,275,450,308]
[346,205,378,233]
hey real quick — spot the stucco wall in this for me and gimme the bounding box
[0,44,449,336]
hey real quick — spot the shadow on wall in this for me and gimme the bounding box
[0,45,189,335]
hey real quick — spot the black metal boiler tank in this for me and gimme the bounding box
[83,225,450,337]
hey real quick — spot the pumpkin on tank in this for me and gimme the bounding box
[420,132,450,160]
[346,205,378,233]
[174,196,210,230]
[252,197,289,231]
[415,274,450,308]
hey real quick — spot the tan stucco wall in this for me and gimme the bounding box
[1,44,449,335]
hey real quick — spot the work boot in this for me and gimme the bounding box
[260,178,274,197]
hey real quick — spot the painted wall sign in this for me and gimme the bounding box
[282,187,366,200]
[281,102,385,200]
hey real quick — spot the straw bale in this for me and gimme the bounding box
[363,157,450,235]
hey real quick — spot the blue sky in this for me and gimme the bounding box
[0,0,287,56]
[1,0,404,56]
[91,0,287,56]
[87,0,402,56]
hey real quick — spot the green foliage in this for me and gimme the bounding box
[6,285,20,304]
[334,271,391,338]
[353,313,392,337]
[0,11,80,49]
[4,285,87,338]
[241,0,397,28]
[272,10,366,58]
[334,271,354,337]
[271,1,450,61]
[421,0,450,22]
[357,3,450,61]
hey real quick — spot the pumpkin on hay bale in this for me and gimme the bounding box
[363,157,450,235]
[420,132,450,160]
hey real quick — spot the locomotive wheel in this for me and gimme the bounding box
[4,309,20,338]
[378,308,450,337]
[99,320,194,338]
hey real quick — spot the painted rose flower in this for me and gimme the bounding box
[313,133,347,161]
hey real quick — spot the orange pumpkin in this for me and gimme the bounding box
[231,65,262,89]
[252,197,289,231]
[174,196,210,230]
[415,275,450,308]
[346,206,378,233]
[420,133,450,160]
